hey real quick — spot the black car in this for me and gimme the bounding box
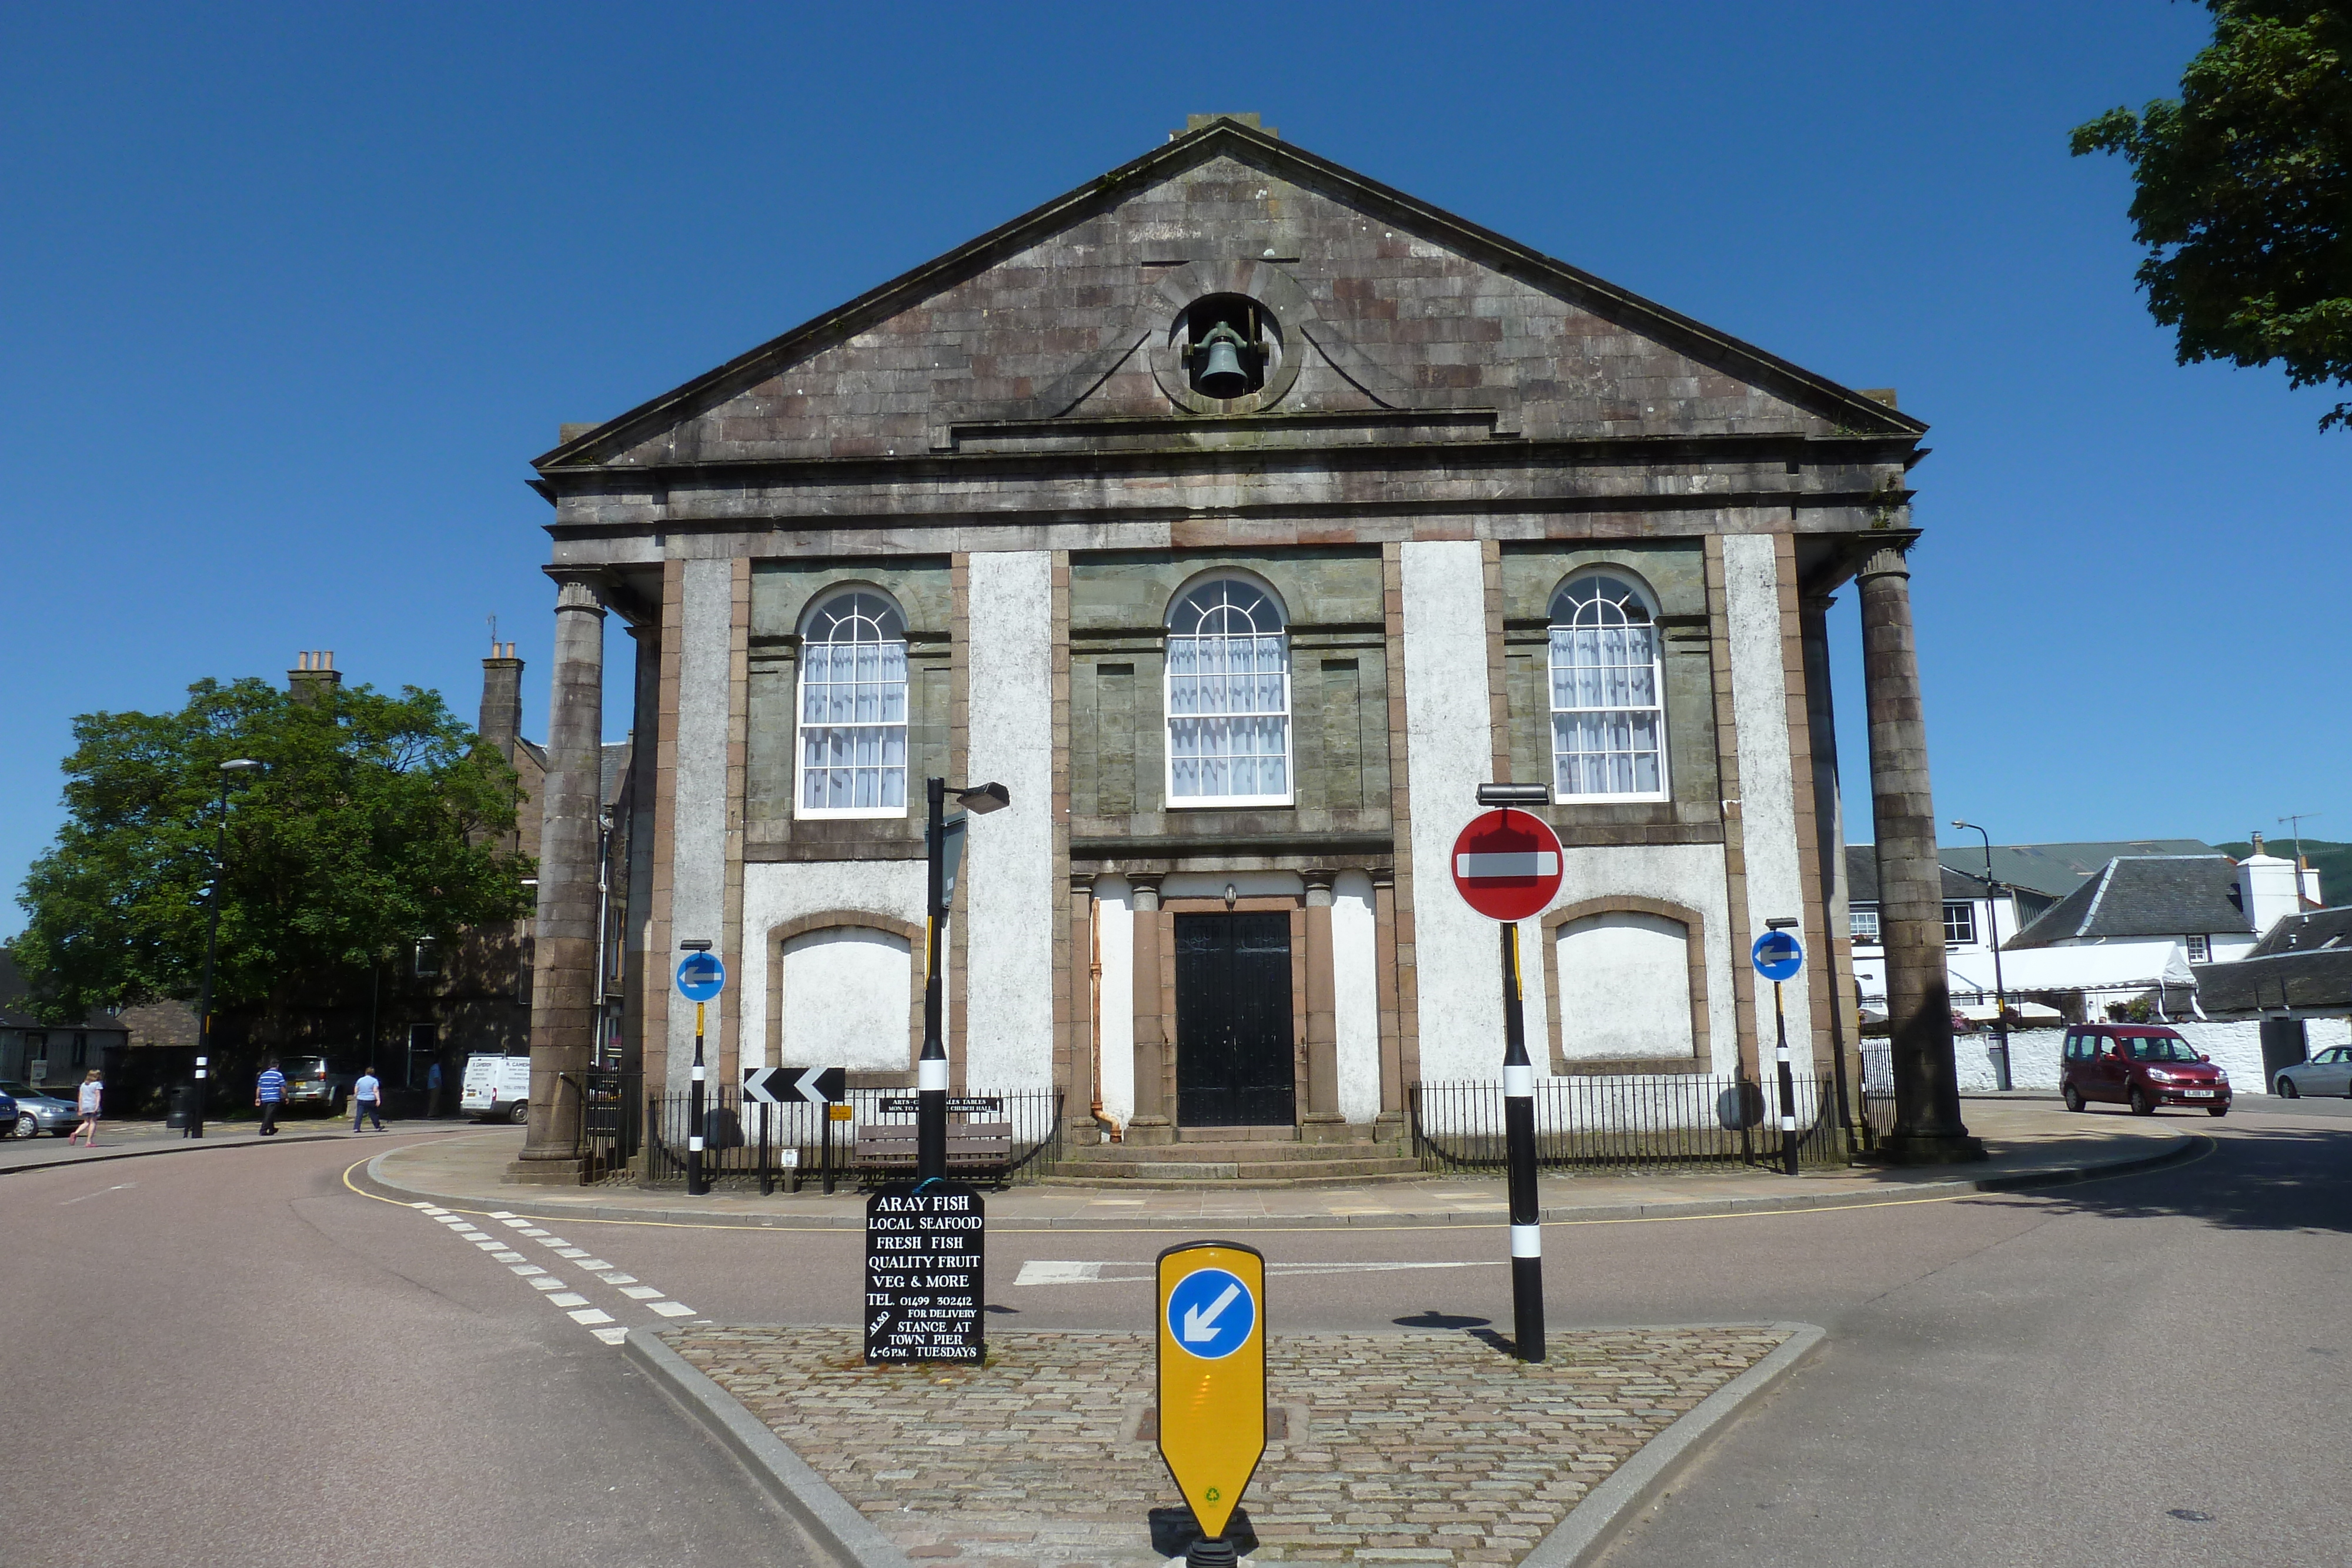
[0,1088,19,1140]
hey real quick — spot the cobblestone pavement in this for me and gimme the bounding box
[669,1325,1792,1566]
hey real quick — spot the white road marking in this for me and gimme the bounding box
[551,1248,589,1259]
[647,1301,697,1318]
[490,1250,526,1262]
[567,1308,616,1325]
[1013,1259,1507,1287]
[617,1285,663,1300]
[487,1211,517,1219]
[499,1218,534,1229]
[517,1228,550,1237]
[60,1182,137,1205]
[509,1264,545,1276]
[590,1325,630,1343]
[547,1292,589,1308]
[408,1205,694,1349]
[597,1272,638,1285]
[529,1278,566,1291]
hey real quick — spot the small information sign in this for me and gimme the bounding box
[877,1095,1004,1115]
[864,1180,986,1363]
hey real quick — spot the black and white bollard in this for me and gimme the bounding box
[1772,980,1799,1177]
[1501,924,1545,1363]
[687,1001,710,1196]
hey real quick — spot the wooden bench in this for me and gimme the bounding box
[856,1119,1015,1180]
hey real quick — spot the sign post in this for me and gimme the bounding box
[1452,795,1563,1363]
[676,949,726,1196]
[745,1065,847,1192]
[1156,1241,1267,1568]
[864,1179,985,1363]
[1751,930,1806,1176]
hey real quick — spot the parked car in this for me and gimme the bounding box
[0,1088,18,1139]
[0,1081,78,1137]
[2060,1025,2231,1117]
[2273,1044,2352,1099]
[280,1055,365,1116]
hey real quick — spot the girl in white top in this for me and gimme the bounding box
[70,1069,102,1146]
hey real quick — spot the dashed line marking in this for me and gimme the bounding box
[647,1300,698,1318]
[617,1285,663,1300]
[567,1307,615,1325]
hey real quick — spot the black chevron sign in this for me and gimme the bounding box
[742,1065,846,1105]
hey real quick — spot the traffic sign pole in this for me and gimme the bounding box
[920,777,949,1181]
[1501,923,1545,1363]
[1773,981,1799,1176]
[689,998,710,1196]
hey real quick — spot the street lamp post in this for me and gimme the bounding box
[188,758,264,1138]
[1951,820,2012,1093]
[919,777,1009,1180]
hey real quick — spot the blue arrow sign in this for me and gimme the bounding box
[675,951,726,1002]
[1165,1266,1257,1361]
[1750,930,1804,983]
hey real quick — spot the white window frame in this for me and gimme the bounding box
[1943,901,1977,947]
[1849,906,1882,944]
[1163,575,1294,809]
[794,586,910,821]
[2186,934,2211,962]
[1546,570,1671,804]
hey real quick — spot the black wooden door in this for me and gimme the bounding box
[1174,913,1297,1127]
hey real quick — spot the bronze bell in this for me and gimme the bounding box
[1193,321,1253,397]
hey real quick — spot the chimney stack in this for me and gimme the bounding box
[2237,835,2301,935]
[288,649,342,706]
[480,640,524,760]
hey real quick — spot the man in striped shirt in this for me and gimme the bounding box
[255,1060,286,1136]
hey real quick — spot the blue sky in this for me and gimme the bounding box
[4,2,2342,936]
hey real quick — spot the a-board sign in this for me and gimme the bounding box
[1750,929,1805,982]
[1451,809,1564,922]
[1156,1241,1267,1541]
[864,1179,985,1363]
[877,1095,1004,1115]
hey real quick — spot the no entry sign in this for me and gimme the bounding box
[1451,809,1565,922]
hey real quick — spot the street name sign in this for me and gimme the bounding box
[877,1095,1003,1115]
[1451,809,1564,922]
[1155,1241,1267,1541]
[743,1065,846,1104]
[675,951,726,1002]
[1750,930,1805,983]
[864,1181,985,1363]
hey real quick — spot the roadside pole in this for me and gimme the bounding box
[676,945,726,1197]
[920,778,948,1181]
[1454,784,1562,1365]
[1752,930,1806,1177]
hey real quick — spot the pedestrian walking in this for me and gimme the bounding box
[426,1059,443,1120]
[256,1059,286,1135]
[351,1066,385,1132]
[68,1069,103,1146]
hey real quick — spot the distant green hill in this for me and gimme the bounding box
[2214,838,2352,908]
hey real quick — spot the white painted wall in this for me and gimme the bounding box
[1400,540,1505,1082]
[1556,911,1696,1061]
[1331,870,1382,1123]
[1091,877,1134,1128]
[739,858,929,1074]
[781,927,913,1072]
[666,557,735,1086]
[961,550,1056,1091]
[1550,844,1740,1075]
[1720,534,1815,1062]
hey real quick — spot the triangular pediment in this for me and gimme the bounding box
[536,118,1921,473]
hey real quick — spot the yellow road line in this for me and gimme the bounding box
[342,1135,2213,1236]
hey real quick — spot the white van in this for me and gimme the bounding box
[460,1054,533,1124]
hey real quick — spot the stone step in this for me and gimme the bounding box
[1068,1140,1405,1164]
[1054,1155,1425,1183]
[1167,1125,1302,1144]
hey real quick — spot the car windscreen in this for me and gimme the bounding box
[2124,1037,2200,1062]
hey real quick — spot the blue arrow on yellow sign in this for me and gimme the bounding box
[1155,1241,1267,1542]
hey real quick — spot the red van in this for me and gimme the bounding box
[2060,1025,2231,1117]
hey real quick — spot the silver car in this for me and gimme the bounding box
[2273,1046,2352,1099]
[0,1081,78,1138]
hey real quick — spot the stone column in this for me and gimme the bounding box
[1371,869,1406,1135]
[513,572,606,1181]
[1065,873,1102,1145]
[1300,870,1345,1141]
[1125,875,1173,1145]
[1857,545,1983,1163]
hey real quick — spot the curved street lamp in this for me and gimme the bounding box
[1950,818,2013,1093]
[186,759,263,1138]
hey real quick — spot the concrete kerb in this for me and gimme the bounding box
[623,1320,1824,1568]
[0,1131,346,1176]
[1519,1322,1823,1568]
[624,1328,916,1568]
[359,1133,2202,1231]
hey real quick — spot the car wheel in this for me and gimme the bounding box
[2062,1084,2086,1113]
[12,1112,35,1140]
[507,1102,530,1125]
[2129,1085,2155,1116]
[2277,1077,2300,1099]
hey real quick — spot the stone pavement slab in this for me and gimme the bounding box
[364,1101,2201,1230]
[664,1324,1799,1568]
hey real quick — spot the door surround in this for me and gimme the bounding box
[1151,894,1307,1130]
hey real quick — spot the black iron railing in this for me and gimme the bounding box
[639,1085,1064,1191]
[1858,1042,1896,1146]
[1409,1072,1861,1175]
[557,1071,643,1182]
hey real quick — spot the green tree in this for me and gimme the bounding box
[2072,2,2352,428]
[10,676,533,1024]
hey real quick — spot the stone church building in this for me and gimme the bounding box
[512,115,1976,1180]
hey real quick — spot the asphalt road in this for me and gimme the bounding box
[1,1133,823,1568]
[10,1098,2346,1567]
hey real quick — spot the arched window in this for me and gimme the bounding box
[1165,577,1292,805]
[1548,571,1668,801]
[797,588,908,816]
